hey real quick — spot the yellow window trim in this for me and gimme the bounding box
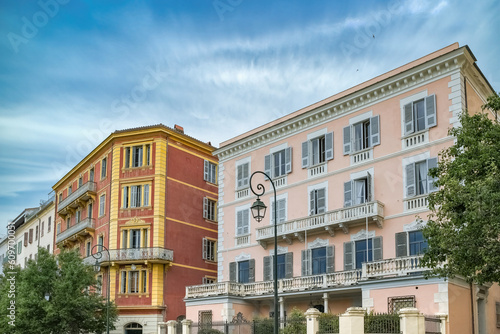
[122,143,152,169]
[121,182,152,209]
[119,267,149,294]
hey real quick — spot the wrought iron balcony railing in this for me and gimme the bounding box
[83,247,174,265]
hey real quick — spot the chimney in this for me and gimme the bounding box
[174,124,184,133]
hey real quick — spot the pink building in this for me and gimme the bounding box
[185,43,500,334]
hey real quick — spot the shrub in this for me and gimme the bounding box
[253,316,274,334]
[364,312,400,334]
[280,308,306,334]
[197,328,224,334]
[318,313,339,333]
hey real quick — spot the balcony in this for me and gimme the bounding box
[56,218,95,244]
[255,201,384,249]
[83,247,174,265]
[185,255,428,299]
[58,182,96,214]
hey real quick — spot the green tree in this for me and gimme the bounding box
[280,308,306,334]
[422,101,500,285]
[0,248,118,334]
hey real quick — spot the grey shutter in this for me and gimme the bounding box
[301,249,311,276]
[317,188,326,214]
[243,163,249,187]
[237,165,243,188]
[229,262,237,282]
[343,126,351,155]
[405,163,416,197]
[344,242,354,271]
[204,160,209,181]
[237,210,243,235]
[395,232,408,257]
[370,115,380,146]
[404,103,414,135]
[325,132,334,161]
[264,256,272,281]
[285,147,292,174]
[301,141,309,168]
[367,172,373,202]
[427,157,438,192]
[278,199,286,223]
[373,236,383,261]
[264,154,271,179]
[344,181,353,207]
[203,197,208,219]
[326,245,335,273]
[248,259,255,283]
[285,252,293,278]
[270,201,275,225]
[202,238,208,260]
[425,94,437,128]
[309,191,316,215]
[243,210,249,234]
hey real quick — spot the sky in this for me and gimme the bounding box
[0,0,499,235]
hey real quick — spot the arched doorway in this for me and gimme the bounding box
[124,322,143,334]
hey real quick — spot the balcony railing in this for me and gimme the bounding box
[83,247,174,265]
[256,201,384,247]
[185,255,428,299]
[58,182,96,213]
[56,218,95,244]
[404,194,428,211]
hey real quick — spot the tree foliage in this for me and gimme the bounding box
[0,248,118,334]
[422,102,500,285]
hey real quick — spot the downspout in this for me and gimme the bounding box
[470,282,475,334]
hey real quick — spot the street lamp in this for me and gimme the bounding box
[91,244,111,334]
[249,171,278,334]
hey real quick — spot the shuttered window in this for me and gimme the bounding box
[270,198,287,224]
[344,173,372,207]
[204,160,217,184]
[344,237,382,270]
[343,116,380,155]
[405,157,438,197]
[403,95,437,135]
[301,246,334,276]
[236,162,250,189]
[203,197,217,221]
[202,238,217,262]
[264,252,293,280]
[301,132,334,168]
[230,259,255,283]
[309,188,326,215]
[265,147,292,178]
[395,231,428,257]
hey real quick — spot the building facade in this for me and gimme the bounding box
[53,124,218,334]
[185,44,500,334]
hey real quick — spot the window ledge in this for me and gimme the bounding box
[350,148,373,165]
[236,187,250,199]
[235,234,251,247]
[307,163,327,178]
[402,130,429,150]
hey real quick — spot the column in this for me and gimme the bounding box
[399,308,425,334]
[339,307,365,334]
[323,293,329,313]
[181,319,192,334]
[279,297,285,328]
[166,320,176,334]
[305,308,321,334]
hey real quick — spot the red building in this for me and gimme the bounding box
[53,124,218,333]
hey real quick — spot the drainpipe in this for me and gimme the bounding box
[470,282,475,334]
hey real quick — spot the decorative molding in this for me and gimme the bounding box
[270,245,288,256]
[123,217,147,226]
[235,252,251,262]
[403,219,427,232]
[351,229,375,241]
[307,238,328,249]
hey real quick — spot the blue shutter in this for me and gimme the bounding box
[325,132,334,161]
[343,126,351,155]
[404,103,414,135]
[425,94,437,128]
[370,115,380,146]
[301,141,309,168]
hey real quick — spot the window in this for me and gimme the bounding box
[265,147,292,178]
[121,228,148,249]
[17,241,22,255]
[130,229,141,248]
[68,185,72,195]
[58,193,62,203]
[86,241,91,257]
[199,310,213,330]
[24,232,28,247]
[89,168,94,181]
[309,188,326,215]
[388,296,416,314]
[66,217,70,229]
[202,238,216,262]
[41,222,44,237]
[88,203,93,219]
[78,177,83,187]
[270,198,286,224]
[75,210,81,224]
[120,269,148,294]
[236,209,249,236]
[343,116,380,155]
[344,173,372,207]
[403,95,436,135]
[236,162,249,189]
[57,223,61,235]
[29,229,33,244]
[203,276,216,284]
[46,244,50,252]
[101,157,107,179]
[35,226,39,240]
[124,145,151,168]
[229,259,255,283]
[99,194,105,216]
[204,160,217,184]
[96,275,103,295]
[405,158,438,197]
[301,246,334,276]
[302,132,334,168]
[264,253,293,280]
[395,230,428,257]
[123,184,151,208]
[48,217,51,232]
[344,237,382,270]
[203,197,217,221]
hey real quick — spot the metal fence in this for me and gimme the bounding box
[317,314,339,334]
[364,313,400,334]
[424,315,441,334]
[190,317,308,334]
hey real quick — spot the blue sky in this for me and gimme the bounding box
[0,0,499,235]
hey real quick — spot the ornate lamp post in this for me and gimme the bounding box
[249,171,278,334]
[91,244,111,334]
